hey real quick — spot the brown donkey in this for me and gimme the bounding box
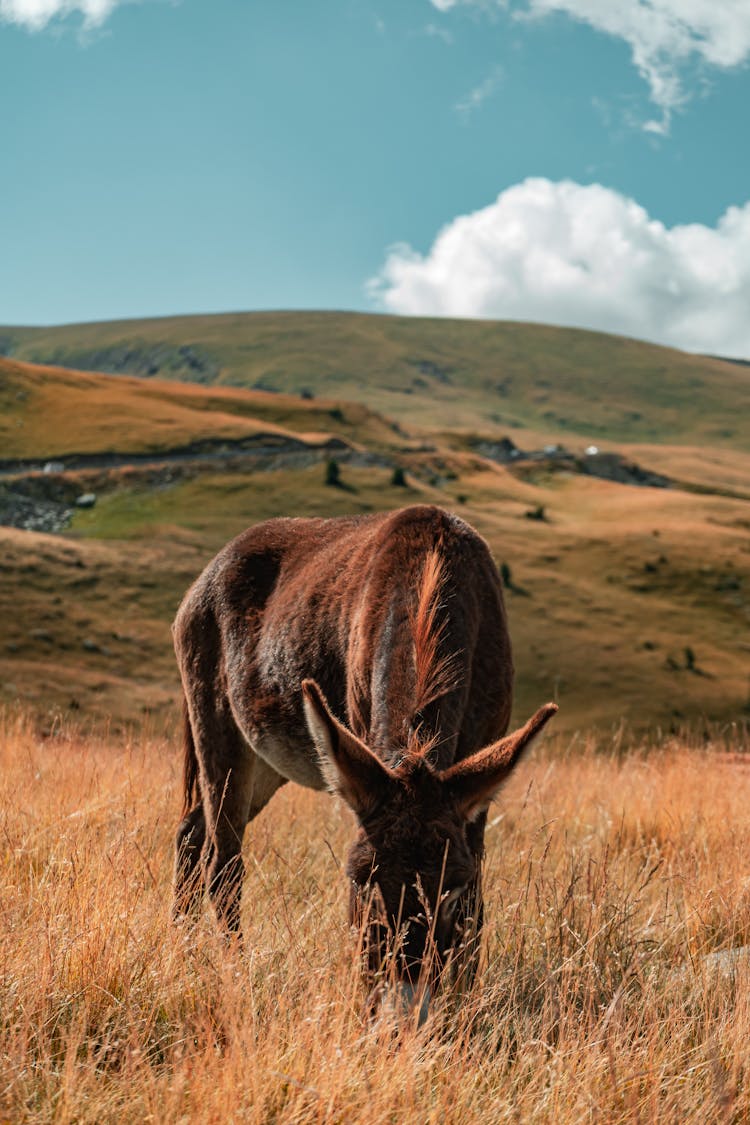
[172,505,557,1018]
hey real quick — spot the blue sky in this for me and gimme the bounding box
[2,0,750,356]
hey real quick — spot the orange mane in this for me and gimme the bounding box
[410,550,460,742]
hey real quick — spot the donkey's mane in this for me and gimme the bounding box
[408,549,460,757]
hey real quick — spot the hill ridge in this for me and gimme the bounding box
[2,310,747,453]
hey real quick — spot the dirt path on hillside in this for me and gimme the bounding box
[0,434,391,533]
[0,432,368,478]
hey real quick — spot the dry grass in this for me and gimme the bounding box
[0,357,397,461]
[3,710,750,1122]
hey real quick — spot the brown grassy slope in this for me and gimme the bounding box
[3,711,750,1123]
[3,454,748,733]
[0,525,197,726]
[458,465,750,731]
[0,355,400,460]
[621,442,750,498]
[1,465,450,729]
[4,310,750,450]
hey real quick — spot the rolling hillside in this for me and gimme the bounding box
[0,354,399,462]
[3,311,749,451]
[1,315,749,734]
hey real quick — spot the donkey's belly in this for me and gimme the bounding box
[251,728,327,792]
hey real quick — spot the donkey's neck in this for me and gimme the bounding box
[368,593,415,759]
[346,587,466,770]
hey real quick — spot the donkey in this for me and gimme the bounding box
[172,505,557,1018]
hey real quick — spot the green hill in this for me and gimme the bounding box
[3,311,749,450]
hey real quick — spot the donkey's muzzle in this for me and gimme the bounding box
[371,981,431,1029]
[398,981,431,1027]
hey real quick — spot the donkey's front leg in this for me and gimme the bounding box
[203,765,253,936]
[205,836,245,935]
[203,747,286,935]
[188,718,254,936]
[173,804,207,921]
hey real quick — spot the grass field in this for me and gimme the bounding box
[3,708,750,1123]
[2,313,750,1121]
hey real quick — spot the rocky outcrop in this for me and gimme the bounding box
[578,451,671,489]
[0,488,72,533]
[26,342,220,383]
[473,437,672,489]
[0,432,353,477]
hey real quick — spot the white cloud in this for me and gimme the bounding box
[455,63,504,115]
[424,21,453,44]
[429,0,750,126]
[369,178,750,359]
[1,0,128,30]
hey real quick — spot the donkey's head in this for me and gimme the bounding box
[302,679,557,1020]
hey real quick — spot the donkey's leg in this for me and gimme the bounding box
[173,803,207,921]
[246,755,287,823]
[173,691,208,921]
[200,729,288,934]
[173,593,285,934]
[198,717,256,935]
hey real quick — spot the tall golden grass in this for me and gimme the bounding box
[2,708,750,1123]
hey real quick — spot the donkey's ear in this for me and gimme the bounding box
[301,679,395,817]
[440,703,558,822]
